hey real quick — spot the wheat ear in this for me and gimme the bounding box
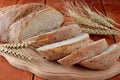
[3,41,36,49]
[84,6,120,32]
[65,4,109,30]
[81,27,119,35]
[65,1,120,36]
[94,8,120,26]
[0,48,33,60]
[75,1,120,32]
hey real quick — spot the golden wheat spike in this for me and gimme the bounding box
[94,8,120,26]
[65,1,120,36]
[81,27,119,35]
[66,8,109,30]
[3,41,36,49]
[0,48,33,60]
[79,1,120,32]
[65,2,108,29]
[94,8,120,30]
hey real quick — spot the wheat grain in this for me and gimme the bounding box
[4,41,36,49]
[94,8,120,26]
[75,1,120,30]
[81,27,118,35]
[65,2,110,30]
[0,48,33,60]
[67,9,109,30]
[82,4,120,32]
[65,1,120,36]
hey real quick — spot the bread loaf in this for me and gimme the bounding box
[0,3,64,42]
[80,43,120,70]
[36,33,93,60]
[58,39,108,66]
[25,24,82,48]
[0,3,45,42]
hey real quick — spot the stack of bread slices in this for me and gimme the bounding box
[36,24,120,70]
[0,3,120,70]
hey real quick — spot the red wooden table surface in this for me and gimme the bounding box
[0,0,120,80]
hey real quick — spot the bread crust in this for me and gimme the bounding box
[9,7,64,42]
[80,44,120,70]
[37,33,92,60]
[0,3,47,42]
[58,39,108,66]
[24,24,81,48]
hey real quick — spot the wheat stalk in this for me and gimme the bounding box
[3,41,36,49]
[65,2,110,30]
[66,6,109,30]
[0,48,33,60]
[94,8,120,26]
[0,41,36,61]
[79,2,120,32]
[81,27,119,35]
[65,1,120,36]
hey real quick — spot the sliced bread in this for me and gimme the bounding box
[58,39,108,66]
[24,24,81,48]
[80,44,120,70]
[36,33,93,60]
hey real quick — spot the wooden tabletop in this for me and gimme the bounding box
[0,0,120,80]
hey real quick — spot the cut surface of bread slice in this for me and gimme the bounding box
[24,24,82,48]
[0,3,47,42]
[80,44,120,70]
[58,39,108,66]
[36,33,92,60]
[9,6,64,42]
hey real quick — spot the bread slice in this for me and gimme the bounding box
[80,44,120,70]
[36,33,93,60]
[24,24,81,48]
[0,3,47,42]
[58,39,108,66]
[8,5,64,42]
